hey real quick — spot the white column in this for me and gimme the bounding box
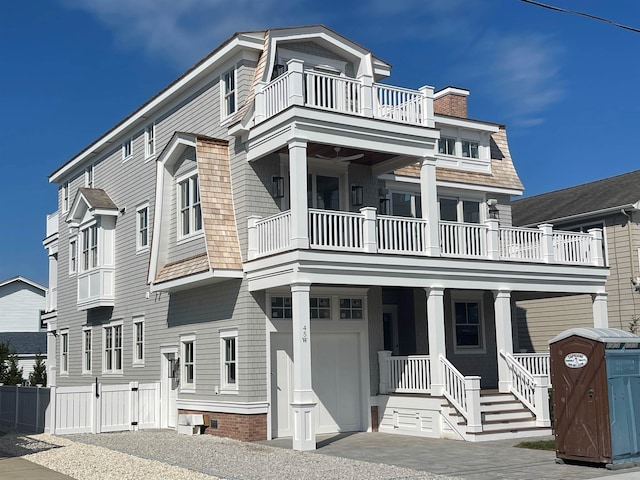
[291,282,316,451]
[289,139,309,250]
[426,287,446,396]
[494,290,514,393]
[419,157,440,256]
[592,292,609,328]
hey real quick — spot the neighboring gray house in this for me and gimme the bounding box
[512,170,640,352]
[43,26,609,449]
[0,276,47,381]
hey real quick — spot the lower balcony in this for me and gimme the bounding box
[247,208,604,266]
[77,267,115,310]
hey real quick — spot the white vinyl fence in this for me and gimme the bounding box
[0,381,160,435]
[0,385,49,432]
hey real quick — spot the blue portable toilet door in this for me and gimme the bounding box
[606,353,640,462]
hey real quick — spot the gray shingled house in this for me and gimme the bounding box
[512,170,640,352]
[42,25,610,449]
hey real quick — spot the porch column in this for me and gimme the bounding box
[426,287,446,396]
[493,289,514,393]
[419,156,440,256]
[592,292,609,328]
[289,139,309,249]
[291,282,316,451]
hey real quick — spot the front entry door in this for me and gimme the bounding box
[383,305,399,355]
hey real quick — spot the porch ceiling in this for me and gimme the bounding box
[243,106,439,162]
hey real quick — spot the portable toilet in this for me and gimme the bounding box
[550,328,640,468]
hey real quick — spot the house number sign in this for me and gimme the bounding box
[302,325,308,343]
[564,353,588,369]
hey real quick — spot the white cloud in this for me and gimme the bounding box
[59,0,312,68]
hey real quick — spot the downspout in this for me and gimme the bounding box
[621,209,638,318]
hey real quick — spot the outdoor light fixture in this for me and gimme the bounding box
[487,198,499,220]
[272,176,285,198]
[351,185,364,207]
[379,198,390,215]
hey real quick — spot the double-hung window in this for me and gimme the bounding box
[122,138,132,160]
[461,140,479,159]
[62,182,69,212]
[133,318,144,365]
[178,173,202,238]
[438,137,456,156]
[83,328,92,373]
[60,330,69,375]
[136,204,149,250]
[69,238,77,274]
[145,123,155,158]
[81,224,99,271]
[85,164,94,188]
[220,330,237,391]
[222,69,236,117]
[181,335,195,390]
[453,299,484,352]
[104,323,123,373]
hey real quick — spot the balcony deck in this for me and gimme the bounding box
[248,208,603,266]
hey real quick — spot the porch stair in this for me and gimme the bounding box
[442,390,552,442]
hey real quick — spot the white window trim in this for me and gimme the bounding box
[122,137,133,162]
[62,181,69,213]
[451,293,486,354]
[181,334,196,393]
[133,317,145,367]
[145,123,155,159]
[69,236,78,275]
[80,221,99,272]
[85,164,94,188]
[103,320,124,376]
[82,327,92,374]
[221,67,236,119]
[220,329,238,393]
[176,170,203,241]
[60,329,69,376]
[136,203,150,252]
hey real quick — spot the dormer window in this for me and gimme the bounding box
[439,137,456,156]
[222,69,236,117]
[462,140,479,159]
[178,172,202,238]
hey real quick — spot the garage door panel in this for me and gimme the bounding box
[272,332,362,437]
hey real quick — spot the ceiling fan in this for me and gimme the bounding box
[315,147,364,162]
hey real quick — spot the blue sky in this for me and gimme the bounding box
[1,0,639,286]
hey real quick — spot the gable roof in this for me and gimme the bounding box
[0,332,47,355]
[0,276,46,293]
[67,188,119,226]
[512,170,640,227]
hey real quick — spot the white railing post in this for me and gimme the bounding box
[254,81,266,124]
[361,207,377,253]
[247,216,260,260]
[378,350,392,394]
[533,374,551,427]
[359,74,374,118]
[539,224,554,263]
[419,85,435,127]
[588,228,604,266]
[287,59,304,106]
[465,376,482,433]
[420,157,440,256]
[486,218,500,260]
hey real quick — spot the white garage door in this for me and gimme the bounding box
[271,332,362,438]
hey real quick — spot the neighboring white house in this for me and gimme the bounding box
[0,276,47,381]
[43,25,609,449]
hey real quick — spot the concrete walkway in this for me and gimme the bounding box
[265,433,640,480]
[0,450,75,480]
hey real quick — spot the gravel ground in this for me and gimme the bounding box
[0,430,217,480]
[50,429,460,480]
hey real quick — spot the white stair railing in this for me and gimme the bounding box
[440,355,482,432]
[501,350,551,427]
[513,353,550,383]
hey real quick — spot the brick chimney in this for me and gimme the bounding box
[433,87,470,118]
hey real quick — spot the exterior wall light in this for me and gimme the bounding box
[379,198,390,215]
[351,185,364,207]
[487,198,499,220]
[272,176,285,198]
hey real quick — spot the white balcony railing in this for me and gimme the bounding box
[248,209,605,268]
[254,59,435,127]
[378,352,431,394]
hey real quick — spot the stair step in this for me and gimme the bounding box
[479,394,518,404]
[481,402,527,413]
[483,410,534,422]
[468,426,553,441]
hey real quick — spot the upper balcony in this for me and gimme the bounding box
[248,208,605,267]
